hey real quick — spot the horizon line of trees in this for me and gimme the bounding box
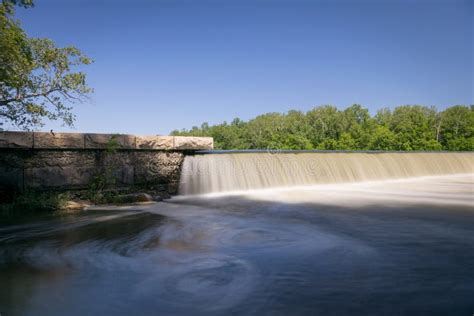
[171,104,473,151]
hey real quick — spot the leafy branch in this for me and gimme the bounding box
[0,2,92,130]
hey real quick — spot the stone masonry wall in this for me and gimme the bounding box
[0,132,213,194]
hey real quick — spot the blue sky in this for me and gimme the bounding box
[15,0,473,135]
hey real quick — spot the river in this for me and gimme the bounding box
[1,174,473,315]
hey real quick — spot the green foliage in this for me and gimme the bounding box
[172,104,473,151]
[0,2,92,130]
[2,0,34,10]
[336,133,357,150]
[439,105,474,150]
[0,190,71,216]
[88,135,120,198]
[368,126,397,150]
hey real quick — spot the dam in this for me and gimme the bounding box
[179,151,473,195]
[1,131,472,196]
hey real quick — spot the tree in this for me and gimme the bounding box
[172,104,473,151]
[245,113,286,149]
[341,104,374,149]
[0,1,92,130]
[374,107,392,126]
[439,105,474,150]
[1,0,34,11]
[389,105,440,150]
[336,132,357,150]
[368,126,397,150]
[306,105,341,147]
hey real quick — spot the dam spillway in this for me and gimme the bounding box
[178,152,474,195]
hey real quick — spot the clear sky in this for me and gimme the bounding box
[15,0,473,135]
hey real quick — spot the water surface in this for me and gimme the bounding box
[1,175,473,315]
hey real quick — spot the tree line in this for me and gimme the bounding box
[171,105,473,151]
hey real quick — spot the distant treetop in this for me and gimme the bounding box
[172,104,473,151]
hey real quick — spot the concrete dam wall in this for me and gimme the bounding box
[179,151,474,195]
[0,132,213,194]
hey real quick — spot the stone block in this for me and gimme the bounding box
[34,132,84,149]
[173,136,213,150]
[0,152,26,168]
[133,151,184,184]
[118,165,134,185]
[167,181,180,195]
[0,132,33,148]
[99,151,134,185]
[0,167,23,190]
[136,136,174,150]
[85,133,136,149]
[0,151,25,191]
[24,166,95,189]
[24,151,96,168]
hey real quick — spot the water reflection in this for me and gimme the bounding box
[1,176,474,315]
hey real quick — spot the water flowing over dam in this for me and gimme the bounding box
[179,152,474,195]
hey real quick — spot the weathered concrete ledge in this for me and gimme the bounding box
[0,131,213,150]
[0,132,213,194]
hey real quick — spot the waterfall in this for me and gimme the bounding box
[178,152,474,195]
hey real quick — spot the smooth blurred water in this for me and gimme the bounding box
[1,175,474,315]
[179,152,474,194]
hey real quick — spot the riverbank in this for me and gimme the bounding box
[0,187,170,218]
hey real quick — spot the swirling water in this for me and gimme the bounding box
[1,174,474,315]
